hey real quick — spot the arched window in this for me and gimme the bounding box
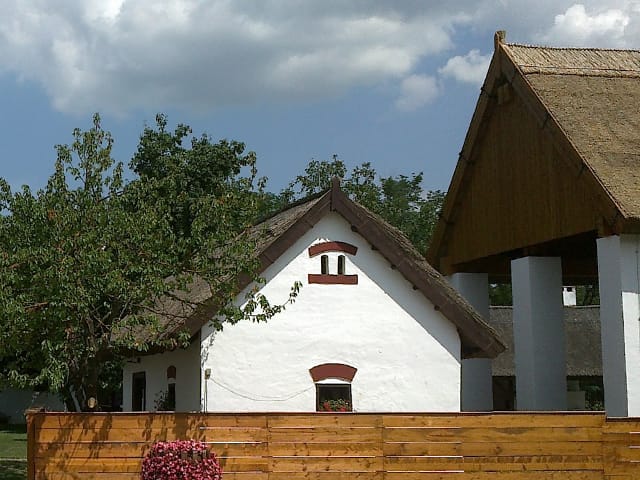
[337,255,346,275]
[309,363,357,412]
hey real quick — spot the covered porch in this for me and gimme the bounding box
[428,32,640,416]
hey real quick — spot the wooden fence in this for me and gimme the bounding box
[27,411,640,479]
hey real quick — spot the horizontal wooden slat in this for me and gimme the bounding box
[270,456,383,472]
[269,441,381,456]
[384,441,603,456]
[35,413,268,429]
[36,474,140,480]
[36,473,267,480]
[383,426,603,442]
[269,414,383,427]
[36,440,266,459]
[269,473,382,480]
[382,413,604,428]
[36,458,142,473]
[385,472,603,480]
[385,456,602,472]
[269,426,380,443]
[35,426,267,443]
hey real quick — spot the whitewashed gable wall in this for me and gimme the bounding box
[200,212,461,412]
[122,212,462,412]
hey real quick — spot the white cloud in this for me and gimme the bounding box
[543,3,630,46]
[438,49,491,85]
[395,74,439,112]
[0,1,463,115]
[3,1,640,115]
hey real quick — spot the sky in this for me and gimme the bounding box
[1,1,639,194]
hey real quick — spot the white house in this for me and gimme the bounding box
[122,180,503,413]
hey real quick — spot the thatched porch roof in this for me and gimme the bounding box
[428,32,640,282]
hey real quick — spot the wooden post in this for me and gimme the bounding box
[25,408,43,480]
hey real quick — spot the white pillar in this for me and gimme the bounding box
[511,257,567,410]
[448,272,493,411]
[597,235,640,417]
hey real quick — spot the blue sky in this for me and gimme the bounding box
[1,1,637,193]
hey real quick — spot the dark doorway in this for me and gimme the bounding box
[132,372,146,411]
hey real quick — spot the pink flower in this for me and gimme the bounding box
[141,440,222,480]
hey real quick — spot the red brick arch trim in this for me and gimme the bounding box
[309,363,357,382]
[308,241,358,257]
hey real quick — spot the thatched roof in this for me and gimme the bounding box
[427,32,640,277]
[135,180,505,359]
[504,43,640,223]
[488,306,602,377]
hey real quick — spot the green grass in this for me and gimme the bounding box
[0,425,27,459]
[0,460,27,480]
[0,425,28,480]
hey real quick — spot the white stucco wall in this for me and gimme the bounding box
[199,212,461,412]
[122,339,200,412]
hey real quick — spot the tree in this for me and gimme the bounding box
[0,114,294,411]
[281,157,445,254]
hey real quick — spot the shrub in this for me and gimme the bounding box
[141,440,222,480]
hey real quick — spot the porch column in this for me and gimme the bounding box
[511,257,567,410]
[597,235,640,417]
[448,272,493,411]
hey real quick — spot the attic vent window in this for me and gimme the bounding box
[308,241,358,285]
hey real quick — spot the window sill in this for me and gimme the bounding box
[308,274,358,285]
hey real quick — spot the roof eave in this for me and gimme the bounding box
[329,182,505,359]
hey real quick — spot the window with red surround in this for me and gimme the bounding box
[308,241,358,284]
[310,363,357,412]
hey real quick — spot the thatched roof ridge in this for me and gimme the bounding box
[488,306,602,377]
[506,44,640,77]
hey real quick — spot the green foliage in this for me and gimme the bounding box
[0,460,26,480]
[489,283,513,306]
[281,156,445,255]
[0,114,296,411]
[576,284,599,305]
[489,283,599,306]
